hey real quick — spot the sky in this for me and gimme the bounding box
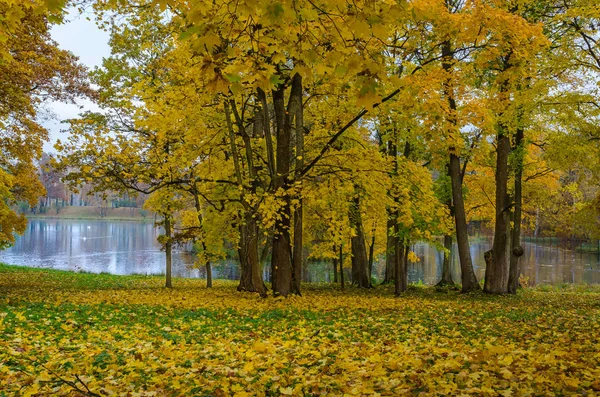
[42,9,111,153]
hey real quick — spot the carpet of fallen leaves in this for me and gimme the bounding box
[1,264,600,396]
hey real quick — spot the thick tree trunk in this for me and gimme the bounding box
[484,53,515,295]
[350,191,371,288]
[164,214,172,289]
[225,101,265,296]
[271,85,293,296]
[484,131,511,294]
[508,126,524,294]
[206,260,212,288]
[394,234,407,295]
[291,73,304,295]
[449,153,480,292]
[237,218,267,296]
[442,40,479,293]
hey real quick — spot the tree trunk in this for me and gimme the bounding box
[442,40,479,293]
[394,234,406,296]
[383,135,398,284]
[257,88,275,179]
[292,202,303,294]
[350,190,372,288]
[437,164,455,287]
[437,234,455,286]
[193,189,212,288]
[291,73,304,295]
[164,214,172,289]
[225,101,266,296]
[339,244,345,289]
[508,126,524,294]
[450,153,480,292]
[206,259,212,288]
[237,218,267,296]
[484,52,515,295]
[484,130,511,294]
[271,84,293,296]
[332,245,338,283]
[383,215,397,284]
[368,234,375,280]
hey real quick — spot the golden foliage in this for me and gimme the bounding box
[1,265,600,396]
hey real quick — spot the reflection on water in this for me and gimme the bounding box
[407,239,600,286]
[1,220,599,285]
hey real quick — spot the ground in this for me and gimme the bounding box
[1,264,599,396]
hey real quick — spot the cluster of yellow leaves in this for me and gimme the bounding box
[1,265,599,396]
[0,2,89,248]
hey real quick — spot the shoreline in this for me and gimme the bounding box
[26,215,154,222]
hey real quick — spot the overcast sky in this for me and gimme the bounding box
[43,9,111,153]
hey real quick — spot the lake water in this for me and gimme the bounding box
[1,219,599,285]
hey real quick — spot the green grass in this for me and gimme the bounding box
[1,263,600,396]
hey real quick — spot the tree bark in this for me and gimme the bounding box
[292,202,303,294]
[257,88,275,179]
[205,259,212,288]
[442,39,479,293]
[225,101,265,296]
[484,130,511,294]
[383,215,397,284]
[508,126,524,294]
[350,189,372,288]
[484,52,515,295]
[291,73,304,295]
[271,84,293,296]
[383,136,399,284]
[237,217,267,296]
[450,154,480,292]
[394,234,407,296]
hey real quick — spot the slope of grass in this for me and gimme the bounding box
[1,263,599,396]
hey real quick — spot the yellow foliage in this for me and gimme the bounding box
[1,266,600,396]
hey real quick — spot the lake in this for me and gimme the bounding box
[1,219,599,285]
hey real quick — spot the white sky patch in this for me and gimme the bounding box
[42,9,111,153]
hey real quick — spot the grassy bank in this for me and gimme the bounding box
[25,206,153,221]
[1,264,599,396]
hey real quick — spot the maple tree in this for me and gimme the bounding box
[48,0,599,298]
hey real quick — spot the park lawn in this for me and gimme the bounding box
[1,264,599,396]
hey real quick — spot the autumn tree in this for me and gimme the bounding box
[0,1,89,248]
[57,5,189,288]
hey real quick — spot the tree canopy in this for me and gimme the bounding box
[1,0,598,295]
